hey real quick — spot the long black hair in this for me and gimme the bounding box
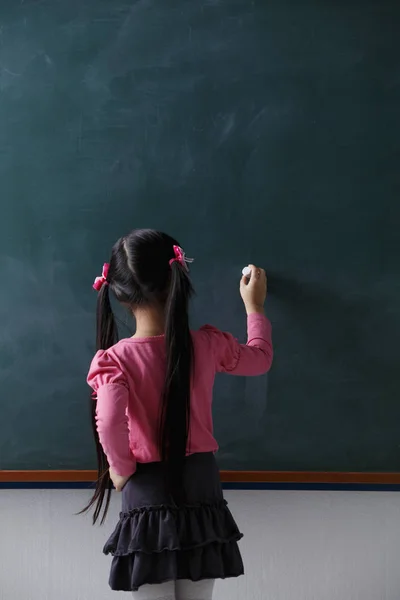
[81,229,194,524]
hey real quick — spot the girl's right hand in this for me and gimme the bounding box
[240,264,267,315]
[109,468,131,492]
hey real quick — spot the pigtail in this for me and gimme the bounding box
[80,283,118,524]
[158,262,194,502]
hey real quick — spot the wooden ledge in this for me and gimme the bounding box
[1,470,400,484]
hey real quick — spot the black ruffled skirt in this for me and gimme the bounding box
[104,452,244,591]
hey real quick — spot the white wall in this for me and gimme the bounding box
[1,490,400,600]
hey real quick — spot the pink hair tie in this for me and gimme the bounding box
[169,245,194,272]
[93,263,109,291]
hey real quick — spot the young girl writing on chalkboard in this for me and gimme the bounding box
[82,229,272,599]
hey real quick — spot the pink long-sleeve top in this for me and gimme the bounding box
[87,313,273,477]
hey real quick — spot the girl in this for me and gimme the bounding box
[83,229,273,600]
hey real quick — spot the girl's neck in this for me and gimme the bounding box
[133,306,165,338]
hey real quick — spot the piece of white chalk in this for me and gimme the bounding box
[242,266,252,278]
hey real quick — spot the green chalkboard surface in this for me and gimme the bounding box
[1,0,399,472]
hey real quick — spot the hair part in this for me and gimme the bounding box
[80,229,194,524]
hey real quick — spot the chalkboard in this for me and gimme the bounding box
[1,0,399,473]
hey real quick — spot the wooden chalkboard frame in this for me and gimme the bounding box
[1,471,400,485]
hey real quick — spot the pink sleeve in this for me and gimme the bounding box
[87,351,136,477]
[202,313,273,376]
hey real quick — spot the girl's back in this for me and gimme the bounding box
[88,315,272,469]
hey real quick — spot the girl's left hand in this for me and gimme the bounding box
[109,468,130,492]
